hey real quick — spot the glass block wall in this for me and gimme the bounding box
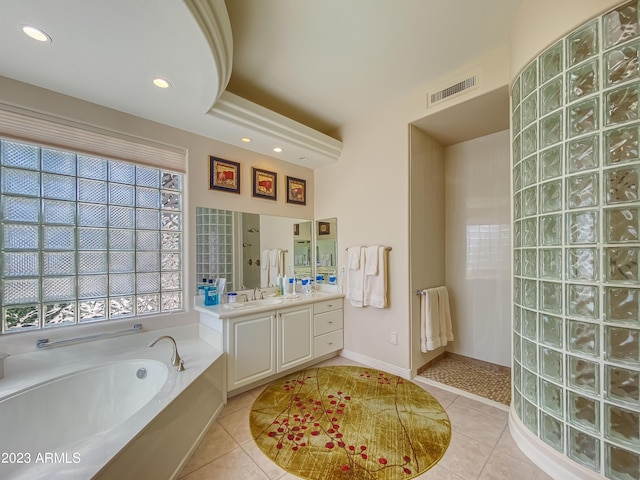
[195,207,234,287]
[512,1,640,477]
[0,138,183,332]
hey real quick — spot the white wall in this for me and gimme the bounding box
[409,126,446,373]
[511,0,621,77]
[315,48,511,374]
[444,130,511,366]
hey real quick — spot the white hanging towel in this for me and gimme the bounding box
[260,249,270,287]
[436,286,454,346]
[364,246,388,308]
[268,249,280,287]
[420,288,441,352]
[420,286,454,352]
[346,246,364,307]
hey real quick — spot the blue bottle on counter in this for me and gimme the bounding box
[204,279,219,306]
[197,277,208,296]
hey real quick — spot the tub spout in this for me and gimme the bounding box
[148,336,185,372]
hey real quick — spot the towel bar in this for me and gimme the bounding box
[345,246,392,251]
[416,290,427,295]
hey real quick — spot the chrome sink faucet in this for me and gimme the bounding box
[148,336,185,372]
[253,287,264,300]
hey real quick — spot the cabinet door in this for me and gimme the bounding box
[228,312,276,391]
[278,305,313,372]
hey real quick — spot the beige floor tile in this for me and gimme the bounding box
[218,405,254,445]
[437,431,494,479]
[241,439,288,479]
[446,403,508,448]
[222,391,258,417]
[413,462,466,480]
[178,421,239,477]
[494,424,537,466]
[451,395,509,420]
[180,447,269,480]
[478,451,553,480]
[413,378,460,408]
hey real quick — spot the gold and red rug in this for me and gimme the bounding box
[250,366,451,480]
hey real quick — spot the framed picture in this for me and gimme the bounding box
[210,156,240,194]
[252,168,277,200]
[318,221,330,236]
[293,223,300,236]
[286,176,307,205]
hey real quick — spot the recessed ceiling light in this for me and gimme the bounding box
[273,147,283,153]
[241,137,252,143]
[152,78,171,89]
[21,25,51,43]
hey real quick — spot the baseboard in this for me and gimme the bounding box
[339,349,412,379]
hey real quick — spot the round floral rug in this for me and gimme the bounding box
[250,366,451,479]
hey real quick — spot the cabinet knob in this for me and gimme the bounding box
[328,304,333,307]
[328,321,333,324]
[328,342,333,345]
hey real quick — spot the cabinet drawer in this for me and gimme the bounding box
[313,298,343,315]
[314,309,343,336]
[314,329,344,357]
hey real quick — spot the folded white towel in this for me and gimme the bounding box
[364,246,387,308]
[421,288,441,352]
[260,250,269,270]
[436,286,454,344]
[364,246,379,276]
[269,249,278,266]
[268,249,280,286]
[346,246,364,307]
[348,245,362,270]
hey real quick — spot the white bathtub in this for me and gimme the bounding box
[0,324,225,480]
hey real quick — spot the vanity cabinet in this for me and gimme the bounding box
[277,305,313,371]
[227,311,276,391]
[313,298,344,357]
[197,293,344,394]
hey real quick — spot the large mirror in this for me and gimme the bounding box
[315,218,337,285]
[196,207,322,291]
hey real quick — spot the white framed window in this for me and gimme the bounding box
[0,138,184,333]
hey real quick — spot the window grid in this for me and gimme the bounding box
[0,138,183,333]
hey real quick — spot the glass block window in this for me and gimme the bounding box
[0,138,183,333]
[512,1,640,477]
[195,207,234,287]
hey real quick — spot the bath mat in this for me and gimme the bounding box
[419,356,511,406]
[250,366,451,480]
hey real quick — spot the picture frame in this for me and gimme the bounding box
[252,167,277,200]
[293,223,300,235]
[318,221,330,236]
[209,156,240,194]
[286,176,307,205]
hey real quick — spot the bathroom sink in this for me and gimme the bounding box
[247,298,284,306]
[222,303,249,310]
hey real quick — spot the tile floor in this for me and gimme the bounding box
[178,356,552,480]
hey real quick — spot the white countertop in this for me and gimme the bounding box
[194,291,344,319]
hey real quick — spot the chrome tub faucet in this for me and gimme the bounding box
[148,336,185,372]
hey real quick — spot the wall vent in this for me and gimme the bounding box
[427,71,480,107]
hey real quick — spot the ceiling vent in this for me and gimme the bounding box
[427,71,480,108]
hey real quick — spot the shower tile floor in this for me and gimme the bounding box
[419,355,511,406]
[178,356,548,480]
